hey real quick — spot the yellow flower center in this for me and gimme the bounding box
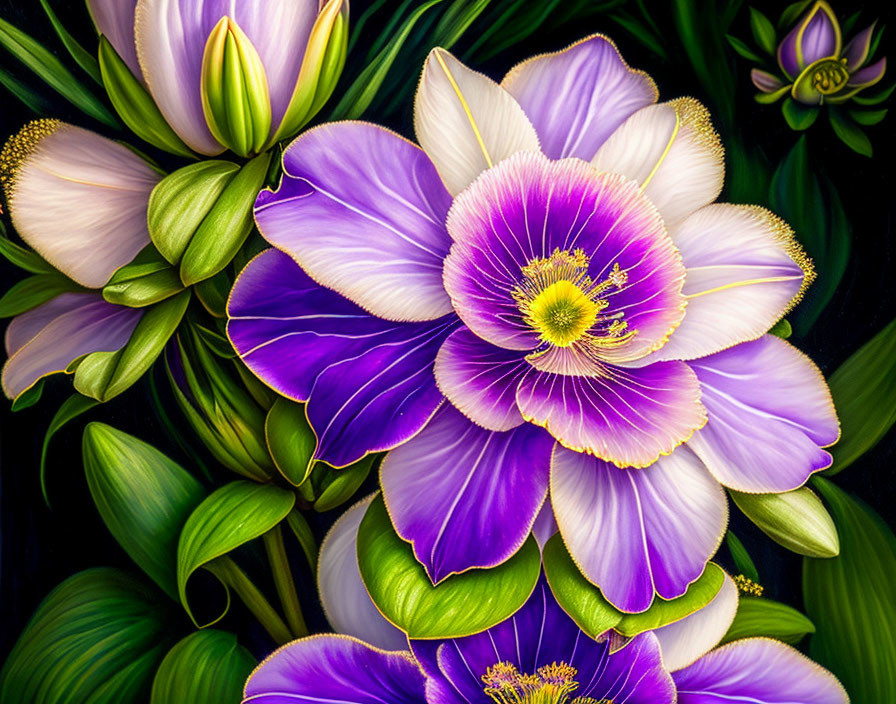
[482,661,612,704]
[811,58,849,94]
[527,280,600,347]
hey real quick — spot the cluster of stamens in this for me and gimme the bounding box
[482,661,612,704]
[0,119,59,198]
[811,58,849,94]
[733,574,764,597]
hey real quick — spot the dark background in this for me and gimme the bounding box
[1,0,893,663]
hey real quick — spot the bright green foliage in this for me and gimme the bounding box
[721,596,815,645]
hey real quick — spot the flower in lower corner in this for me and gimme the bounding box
[227,34,839,612]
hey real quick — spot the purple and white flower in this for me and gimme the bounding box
[228,35,839,611]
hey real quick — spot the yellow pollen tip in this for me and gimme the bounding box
[734,574,764,596]
[0,118,59,198]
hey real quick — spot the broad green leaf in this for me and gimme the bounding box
[0,65,52,114]
[720,596,814,645]
[0,568,176,704]
[725,531,760,582]
[38,0,102,84]
[357,494,540,639]
[40,393,99,505]
[0,224,54,274]
[804,477,896,703]
[827,318,896,474]
[10,378,44,411]
[177,481,295,626]
[0,16,117,127]
[266,397,316,486]
[83,423,205,599]
[829,109,872,156]
[724,34,763,62]
[150,630,254,704]
[74,290,190,402]
[315,455,375,512]
[781,98,819,130]
[0,273,82,318]
[749,8,776,54]
[849,108,887,126]
[542,534,622,637]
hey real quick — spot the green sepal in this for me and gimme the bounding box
[180,151,271,286]
[725,531,760,583]
[314,454,375,512]
[852,81,896,105]
[98,36,193,156]
[82,423,206,599]
[0,273,83,318]
[102,246,184,308]
[720,596,815,645]
[768,318,792,338]
[10,378,44,411]
[849,108,888,125]
[357,494,541,639]
[782,97,819,130]
[150,630,255,704]
[176,481,295,627]
[74,290,190,402]
[265,397,316,486]
[754,84,791,103]
[829,108,873,156]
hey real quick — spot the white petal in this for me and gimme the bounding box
[591,99,724,227]
[414,48,540,196]
[2,121,159,289]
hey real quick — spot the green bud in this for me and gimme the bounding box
[730,486,840,558]
[265,397,316,486]
[98,36,193,158]
[103,246,184,307]
[201,17,272,158]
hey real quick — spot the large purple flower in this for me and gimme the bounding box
[227,35,839,611]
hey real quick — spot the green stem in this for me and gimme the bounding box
[263,524,309,638]
[208,556,293,645]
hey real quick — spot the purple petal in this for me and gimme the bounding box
[751,68,786,93]
[588,633,676,704]
[843,23,876,72]
[551,445,727,612]
[255,122,454,322]
[673,638,848,704]
[501,34,657,160]
[687,335,839,493]
[88,0,140,78]
[380,405,552,582]
[3,293,141,399]
[532,500,558,548]
[848,56,887,86]
[778,1,841,76]
[136,0,318,155]
[242,635,425,704]
[434,326,529,430]
[515,361,706,468]
[443,151,686,362]
[227,249,459,467]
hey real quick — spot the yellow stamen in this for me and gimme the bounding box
[734,574,764,596]
[0,119,60,198]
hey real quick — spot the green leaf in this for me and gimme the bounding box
[266,397,316,486]
[0,568,176,704]
[74,290,190,402]
[781,97,819,130]
[852,81,896,105]
[97,36,193,156]
[150,630,254,704]
[768,318,792,338]
[11,378,44,411]
[724,34,764,62]
[177,481,295,627]
[778,1,813,29]
[193,268,232,318]
[0,273,82,318]
[0,65,53,114]
[357,494,541,638]
[721,596,815,645]
[749,8,777,54]
[83,423,206,599]
[315,455,375,512]
[725,531,760,582]
[0,226,55,273]
[40,393,99,506]
[102,246,184,308]
[849,108,888,125]
[38,0,102,84]
[0,16,118,127]
[827,318,896,474]
[804,477,896,703]
[542,534,622,638]
[829,109,872,156]
[180,151,272,286]
[286,509,318,572]
[432,0,492,49]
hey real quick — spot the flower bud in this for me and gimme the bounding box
[102,246,184,308]
[730,486,840,558]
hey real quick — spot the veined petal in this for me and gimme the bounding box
[551,445,727,612]
[653,572,738,671]
[778,1,841,77]
[414,47,540,196]
[255,122,454,322]
[380,404,552,583]
[516,361,706,468]
[591,99,724,228]
[687,335,839,493]
[3,293,141,399]
[1,120,159,288]
[318,496,408,651]
[650,204,811,362]
[751,68,786,93]
[847,56,887,87]
[87,0,141,78]
[673,638,848,704]
[227,249,459,468]
[242,635,424,704]
[843,22,876,72]
[501,34,657,160]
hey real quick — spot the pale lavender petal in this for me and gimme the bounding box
[674,638,848,704]
[88,0,141,78]
[501,34,657,160]
[255,122,454,322]
[4,121,159,288]
[2,293,141,399]
[843,23,875,71]
[135,0,318,155]
[751,68,786,93]
[516,362,706,468]
[242,635,424,704]
[687,335,839,493]
[380,405,552,583]
[532,500,558,548]
[227,249,459,467]
[551,445,727,612]
[443,151,686,362]
[318,496,408,651]
[434,326,530,430]
[848,56,886,86]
